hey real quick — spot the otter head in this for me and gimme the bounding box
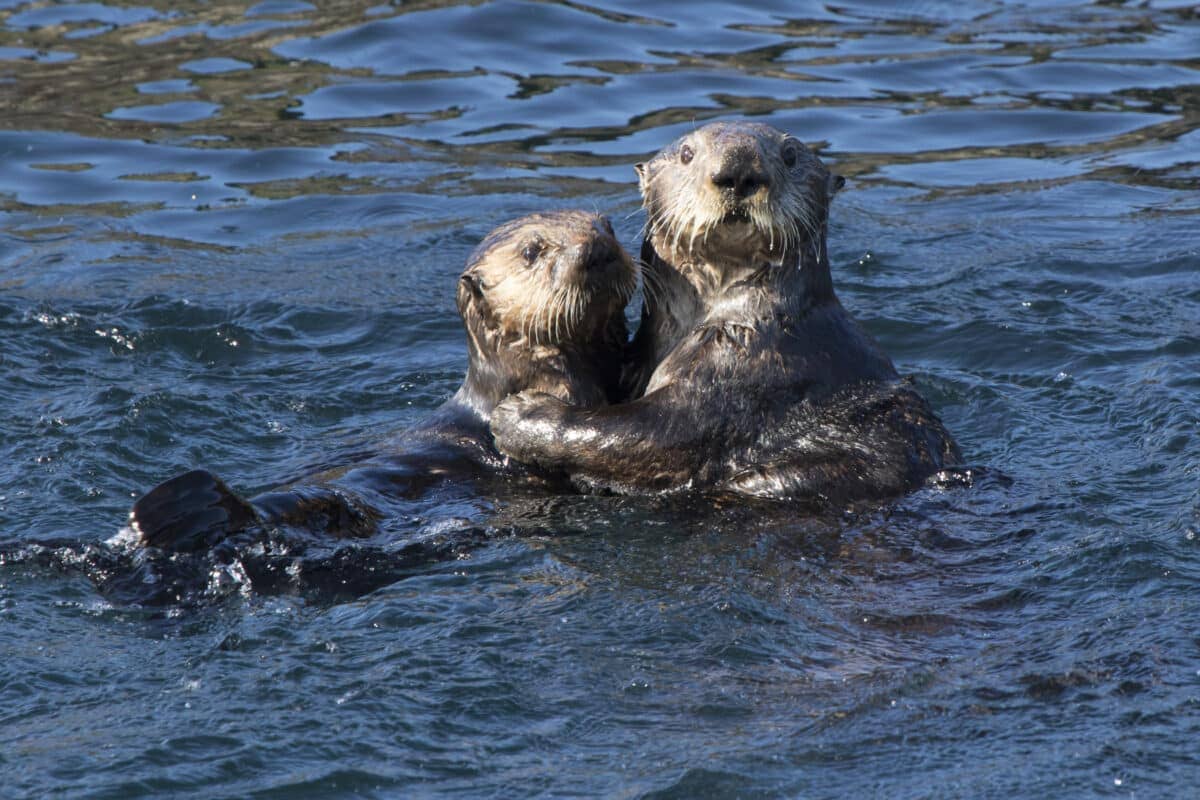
[637,121,844,297]
[456,210,636,408]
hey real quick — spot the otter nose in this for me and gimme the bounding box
[711,148,769,198]
[712,166,768,198]
[580,232,617,271]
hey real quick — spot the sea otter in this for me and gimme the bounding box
[490,121,960,503]
[128,210,637,555]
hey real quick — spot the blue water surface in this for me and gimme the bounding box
[1,1,1198,797]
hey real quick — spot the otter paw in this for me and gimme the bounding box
[490,392,567,462]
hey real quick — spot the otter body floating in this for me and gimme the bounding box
[491,122,960,503]
[127,210,636,563]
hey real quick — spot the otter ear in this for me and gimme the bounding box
[460,272,484,298]
[457,273,489,316]
[828,173,846,197]
[634,162,649,191]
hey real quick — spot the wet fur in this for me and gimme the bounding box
[492,123,960,503]
[129,211,636,554]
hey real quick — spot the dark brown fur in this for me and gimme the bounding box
[129,211,637,553]
[491,123,960,503]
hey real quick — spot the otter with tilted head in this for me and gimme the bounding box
[491,121,960,503]
[129,210,637,555]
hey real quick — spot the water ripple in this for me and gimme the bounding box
[2,1,1198,797]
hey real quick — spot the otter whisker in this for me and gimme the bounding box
[563,287,576,336]
[529,272,553,346]
[549,284,564,341]
[563,287,572,338]
[528,287,541,346]
[640,260,666,311]
[523,282,541,346]
[534,282,553,347]
[574,287,586,331]
[554,288,564,344]
[640,272,656,310]
[546,287,559,346]
[621,271,637,305]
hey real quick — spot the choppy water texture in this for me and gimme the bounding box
[2,1,1198,797]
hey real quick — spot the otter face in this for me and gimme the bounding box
[458,210,637,347]
[637,121,844,266]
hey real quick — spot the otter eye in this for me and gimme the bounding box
[679,144,694,165]
[522,239,544,264]
[782,143,798,168]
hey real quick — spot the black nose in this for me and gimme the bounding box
[712,166,768,198]
[711,146,769,198]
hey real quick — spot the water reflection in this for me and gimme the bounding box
[2,0,1194,223]
[2,3,1199,797]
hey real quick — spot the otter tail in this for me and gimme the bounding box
[128,469,260,553]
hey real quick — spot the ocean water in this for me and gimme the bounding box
[1,1,1198,797]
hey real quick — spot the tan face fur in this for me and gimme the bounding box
[457,211,637,349]
[637,121,843,274]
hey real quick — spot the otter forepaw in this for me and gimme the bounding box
[490,392,568,464]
